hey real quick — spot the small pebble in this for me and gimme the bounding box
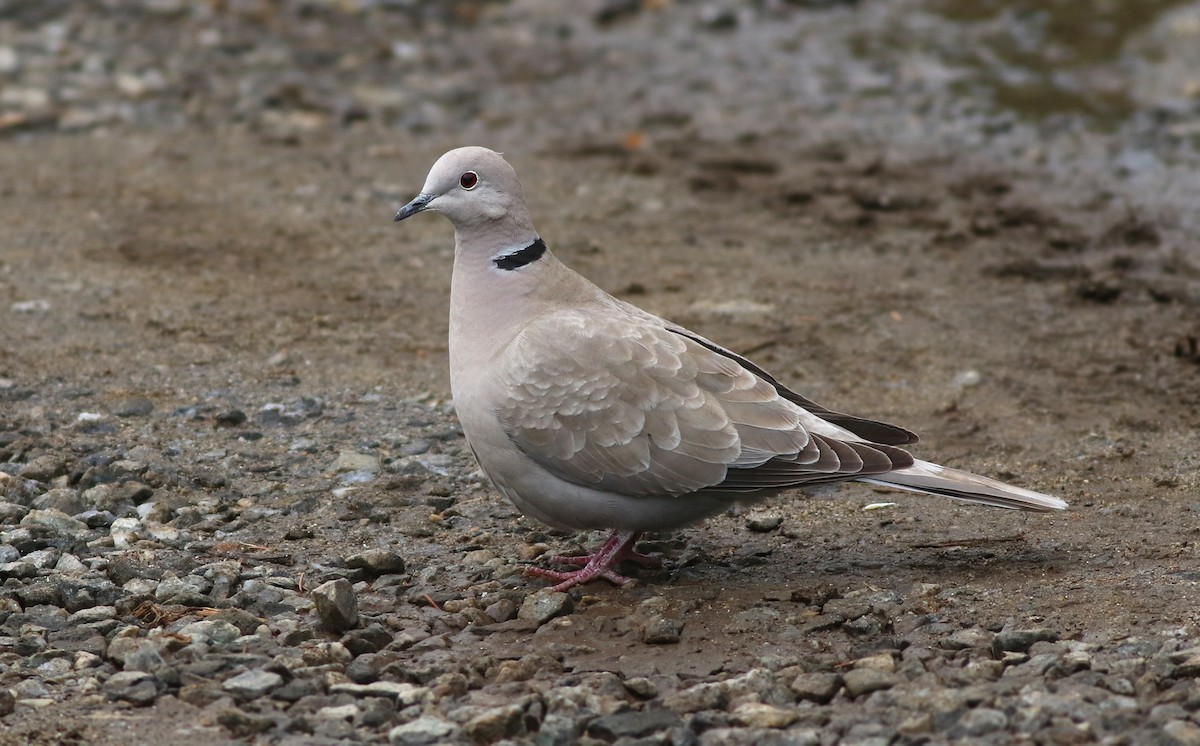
[732,702,798,729]
[744,512,783,532]
[312,578,360,632]
[112,397,154,417]
[388,716,463,745]
[346,548,406,575]
[517,589,573,624]
[790,672,843,704]
[843,668,900,698]
[222,669,283,699]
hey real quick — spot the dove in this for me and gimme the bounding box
[393,146,1067,592]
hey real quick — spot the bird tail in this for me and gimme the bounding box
[860,459,1067,512]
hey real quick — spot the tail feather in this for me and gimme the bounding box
[860,459,1067,512]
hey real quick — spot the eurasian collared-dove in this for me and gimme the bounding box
[394,146,1067,591]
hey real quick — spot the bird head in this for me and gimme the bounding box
[394,146,529,230]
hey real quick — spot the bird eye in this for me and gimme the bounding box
[459,171,478,190]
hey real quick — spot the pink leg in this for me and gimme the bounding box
[526,531,662,592]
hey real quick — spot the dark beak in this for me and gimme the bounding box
[394,193,434,222]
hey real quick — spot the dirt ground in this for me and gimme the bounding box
[2,1,1199,744]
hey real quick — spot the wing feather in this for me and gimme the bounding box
[495,307,916,499]
[666,326,920,445]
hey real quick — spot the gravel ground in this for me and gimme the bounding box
[2,1,1200,744]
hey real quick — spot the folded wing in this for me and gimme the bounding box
[496,310,910,499]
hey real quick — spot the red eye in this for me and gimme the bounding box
[460,171,478,190]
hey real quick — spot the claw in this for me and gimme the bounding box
[546,547,662,569]
[525,531,660,591]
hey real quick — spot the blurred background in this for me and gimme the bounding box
[2,0,1200,201]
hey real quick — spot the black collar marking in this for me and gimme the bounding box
[493,238,547,271]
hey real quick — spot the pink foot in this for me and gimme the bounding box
[526,531,661,592]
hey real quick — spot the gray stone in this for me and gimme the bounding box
[122,641,167,672]
[200,562,241,602]
[106,635,146,667]
[1054,650,1092,676]
[0,688,13,717]
[215,708,275,737]
[104,670,160,706]
[329,681,428,707]
[399,439,432,456]
[624,676,658,699]
[792,613,844,635]
[31,487,82,515]
[388,715,463,745]
[941,626,993,650]
[745,512,783,532]
[1163,720,1200,746]
[955,707,1008,736]
[1005,652,1059,678]
[517,589,573,624]
[179,619,241,645]
[484,598,517,622]
[335,450,379,473]
[83,484,127,514]
[663,681,728,713]
[664,669,775,713]
[853,653,895,673]
[787,582,840,606]
[53,553,87,574]
[61,576,117,612]
[992,627,1058,655]
[536,713,581,746]
[17,581,62,607]
[464,703,526,743]
[0,561,36,579]
[208,608,264,636]
[822,597,871,620]
[1152,703,1190,724]
[109,517,141,547]
[20,508,88,538]
[142,522,182,545]
[360,696,396,727]
[0,473,41,503]
[12,678,50,699]
[641,615,683,644]
[840,722,895,746]
[316,703,360,721]
[223,669,283,699]
[699,728,819,746]
[272,677,322,702]
[1174,654,1200,678]
[586,709,682,740]
[312,578,359,632]
[77,509,115,528]
[346,652,384,684]
[113,396,154,417]
[1168,646,1200,664]
[343,624,393,657]
[346,548,406,575]
[790,672,842,703]
[18,454,66,482]
[155,574,209,602]
[731,702,798,729]
[843,668,899,698]
[963,658,1004,681]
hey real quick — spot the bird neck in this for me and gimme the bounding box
[448,236,601,362]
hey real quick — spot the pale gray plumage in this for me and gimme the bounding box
[393,146,1067,590]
